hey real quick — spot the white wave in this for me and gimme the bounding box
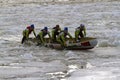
[68,68,118,80]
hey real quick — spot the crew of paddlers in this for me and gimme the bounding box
[21,24,86,47]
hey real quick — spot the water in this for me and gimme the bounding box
[0,0,120,80]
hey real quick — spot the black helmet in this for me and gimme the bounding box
[56,25,59,28]
[80,24,84,27]
[31,24,34,29]
[64,27,68,31]
[44,27,48,31]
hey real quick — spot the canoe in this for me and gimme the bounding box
[25,37,98,50]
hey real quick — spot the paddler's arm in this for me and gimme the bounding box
[39,32,45,44]
[51,30,55,40]
[68,32,73,42]
[75,30,79,41]
[61,34,66,46]
[83,27,86,37]
[21,30,28,44]
[33,30,37,38]
[68,33,73,39]
[25,29,29,39]
[59,27,62,32]
[48,32,52,42]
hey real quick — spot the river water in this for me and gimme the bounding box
[0,0,120,80]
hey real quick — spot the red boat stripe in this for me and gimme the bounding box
[81,41,91,46]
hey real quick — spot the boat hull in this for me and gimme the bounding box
[45,38,98,50]
[24,37,98,50]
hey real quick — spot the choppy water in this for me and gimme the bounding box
[0,0,120,80]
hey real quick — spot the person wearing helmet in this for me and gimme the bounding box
[51,25,61,42]
[75,24,86,42]
[36,27,51,45]
[21,24,36,44]
[56,27,73,47]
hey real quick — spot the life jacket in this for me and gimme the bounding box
[76,27,83,34]
[80,26,85,31]
[27,26,33,34]
[53,27,59,32]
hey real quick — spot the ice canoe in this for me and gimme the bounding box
[25,37,98,50]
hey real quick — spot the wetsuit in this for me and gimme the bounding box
[36,29,51,45]
[57,31,73,46]
[75,26,86,41]
[51,27,61,42]
[21,26,36,44]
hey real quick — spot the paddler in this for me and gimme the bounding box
[51,24,61,42]
[57,27,73,47]
[75,24,86,42]
[36,27,51,45]
[21,24,36,44]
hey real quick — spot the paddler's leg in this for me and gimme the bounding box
[21,30,27,44]
[80,31,84,38]
[77,32,84,42]
[60,38,66,47]
[21,36,26,44]
[76,37,80,42]
[56,37,63,46]
[51,33,57,43]
[36,35,42,46]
